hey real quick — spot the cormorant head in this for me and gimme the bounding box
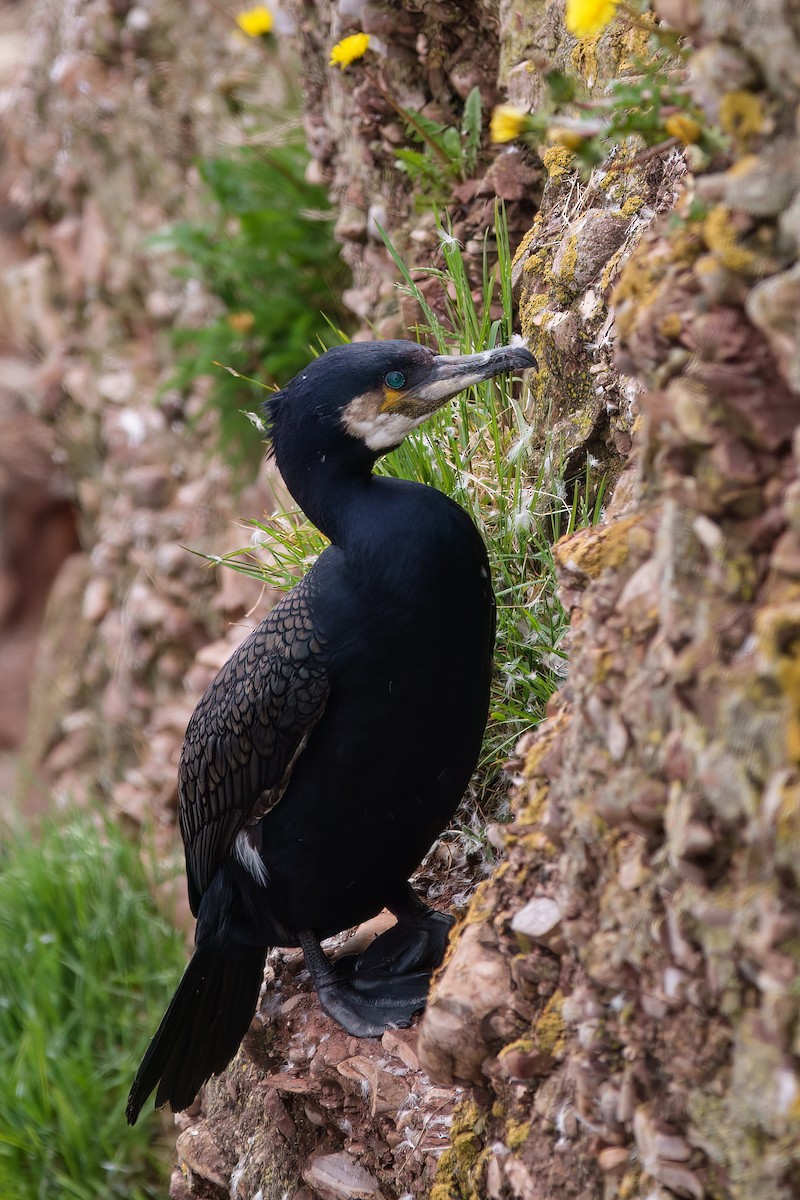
[265,339,536,475]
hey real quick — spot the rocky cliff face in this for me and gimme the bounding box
[4,0,799,1197]
[418,4,800,1200]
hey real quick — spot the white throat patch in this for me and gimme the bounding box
[342,392,428,450]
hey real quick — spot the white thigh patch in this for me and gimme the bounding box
[234,829,270,887]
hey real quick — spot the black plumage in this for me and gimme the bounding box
[127,338,536,1123]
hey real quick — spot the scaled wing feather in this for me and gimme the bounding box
[178,574,329,913]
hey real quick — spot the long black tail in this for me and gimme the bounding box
[126,882,267,1124]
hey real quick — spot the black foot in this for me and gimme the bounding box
[343,906,454,977]
[298,898,455,1038]
[317,969,430,1037]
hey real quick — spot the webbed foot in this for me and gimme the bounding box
[298,891,455,1037]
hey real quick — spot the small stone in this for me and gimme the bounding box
[82,577,113,623]
[381,1028,419,1071]
[511,897,563,943]
[263,1072,314,1094]
[124,465,174,509]
[598,1146,630,1172]
[302,1151,384,1200]
[175,1122,229,1189]
[263,1088,296,1139]
[97,370,136,404]
[419,923,513,1084]
[337,1056,409,1116]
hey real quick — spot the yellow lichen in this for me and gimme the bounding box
[555,235,579,290]
[505,1117,531,1151]
[569,36,599,88]
[555,513,643,579]
[659,312,683,339]
[612,253,663,338]
[518,291,550,344]
[619,194,645,217]
[498,1036,534,1060]
[719,90,766,141]
[518,781,548,828]
[518,831,558,858]
[511,225,537,270]
[464,879,494,925]
[702,205,759,274]
[431,1099,487,1200]
[541,143,576,179]
[534,988,567,1056]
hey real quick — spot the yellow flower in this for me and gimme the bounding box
[227,311,256,334]
[664,114,701,145]
[329,32,371,70]
[235,6,274,37]
[490,105,529,144]
[565,0,618,39]
[547,125,586,151]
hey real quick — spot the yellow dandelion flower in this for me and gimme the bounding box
[565,0,618,39]
[235,6,274,37]
[664,114,701,145]
[227,311,256,334]
[329,32,371,70]
[547,125,586,151]
[490,105,529,144]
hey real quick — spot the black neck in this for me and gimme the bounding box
[278,451,375,545]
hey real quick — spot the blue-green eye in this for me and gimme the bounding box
[385,370,406,390]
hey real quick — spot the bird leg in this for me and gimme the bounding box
[298,927,429,1037]
[297,885,455,1038]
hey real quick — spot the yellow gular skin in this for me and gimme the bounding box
[380,387,406,412]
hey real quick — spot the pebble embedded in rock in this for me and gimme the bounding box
[510,897,563,943]
[302,1151,385,1200]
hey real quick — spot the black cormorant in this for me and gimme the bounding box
[127,338,536,1123]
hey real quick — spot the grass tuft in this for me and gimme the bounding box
[208,206,604,808]
[0,810,185,1199]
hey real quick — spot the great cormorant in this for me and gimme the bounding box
[126,338,536,1123]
